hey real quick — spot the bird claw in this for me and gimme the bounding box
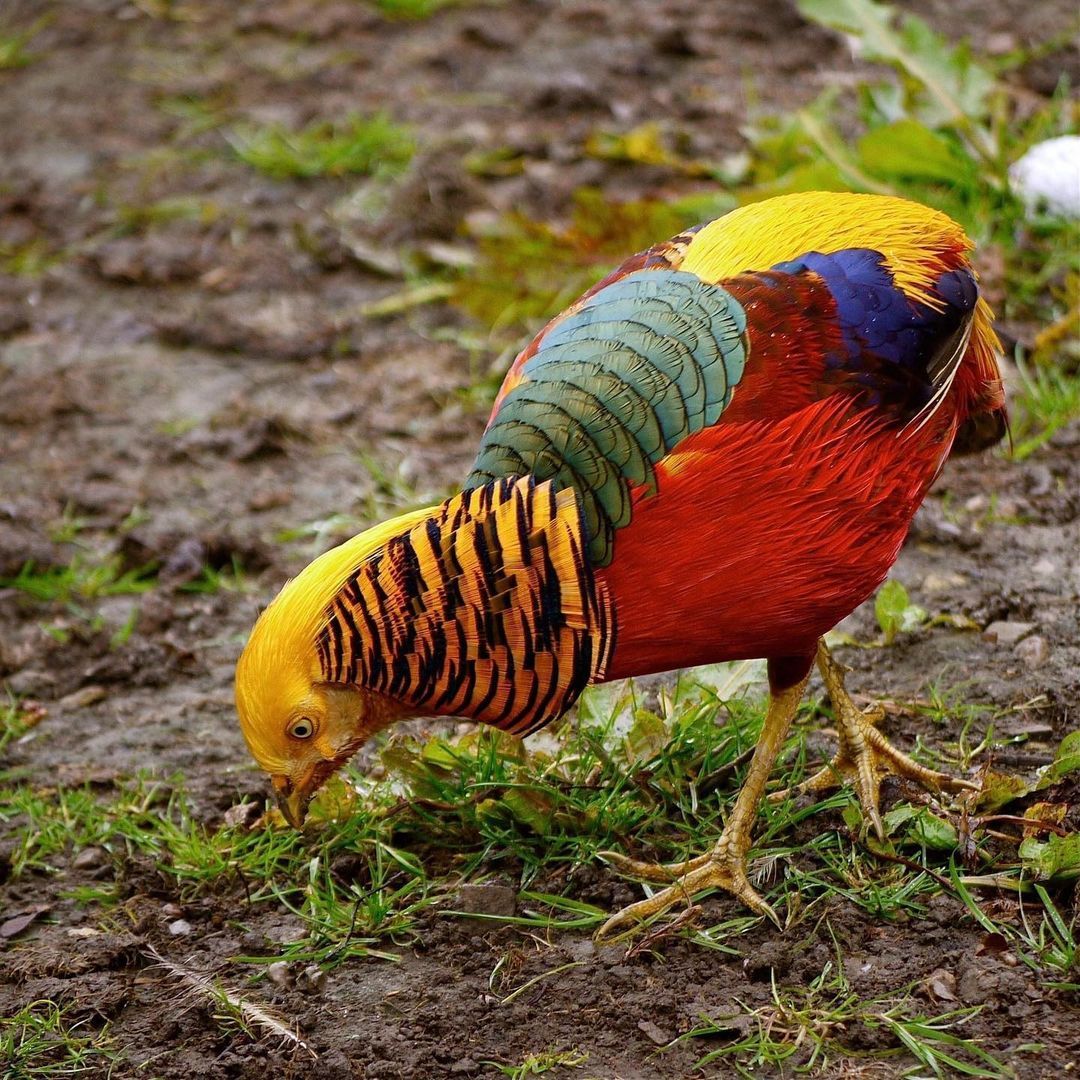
[771,643,979,840]
[596,848,713,883]
[596,669,810,940]
[596,844,777,940]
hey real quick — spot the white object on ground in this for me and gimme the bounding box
[1008,135,1080,218]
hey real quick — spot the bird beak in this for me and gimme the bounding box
[271,775,310,829]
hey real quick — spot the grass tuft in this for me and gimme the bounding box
[0,1000,118,1077]
[684,958,1015,1077]
[0,15,50,71]
[368,0,462,18]
[228,113,414,180]
[1,669,1075,1070]
[0,558,157,604]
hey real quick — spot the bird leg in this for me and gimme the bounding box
[596,661,812,939]
[772,640,978,839]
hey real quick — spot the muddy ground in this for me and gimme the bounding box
[1,1,1078,1077]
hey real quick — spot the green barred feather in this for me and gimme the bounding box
[467,269,749,566]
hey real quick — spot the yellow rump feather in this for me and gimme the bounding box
[681,192,971,309]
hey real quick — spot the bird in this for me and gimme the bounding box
[235,191,1006,937]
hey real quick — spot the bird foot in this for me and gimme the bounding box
[596,840,777,939]
[771,643,978,839]
[595,668,813,940]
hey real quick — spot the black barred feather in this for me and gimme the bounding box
[315,477,614,734]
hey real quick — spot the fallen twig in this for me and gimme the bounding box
[143,946,316,1060]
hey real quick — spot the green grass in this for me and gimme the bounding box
[0,1000,118,1077]
[0,15,50,71]
[227,113,414,180]
[450,188,732,342]
[0,558,157,604]
[0,552,247,613]
[0,236,62,278]
[0,696,43,754]
[368,0,463,17]
[683,957,1016,1077]
[111,194,223,235]
[1,666,1075,1070]
[1010,357,1080,459]
[487,1048,590,1077]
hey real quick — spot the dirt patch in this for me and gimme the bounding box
[1,1,1077,1077]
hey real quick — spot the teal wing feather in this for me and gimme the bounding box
[465,268,749,566]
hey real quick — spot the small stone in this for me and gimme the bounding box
[159,538,206,586]
[564,938,597,962]
[266,961,292,988]
[983,621,1036,646]
[168,919,192,937]
[2,670,54,697]
[985,31,1018,54]
[223,803,260,829]
[1015,635,1050,670]
[597,944,624,966]
[264,917,306,944]
[246,487,292,513]
[451,884,517,918]
[161,902,183,918]
[926,968,957,1001]
[1,906,50,939]
[56,685,107,712]
[637,1019,672,1045]
[957,960,996,1005]
[922,571,967,593]
[1031,557,1057,576]
[72,846,108,870]
[297,965,327,994]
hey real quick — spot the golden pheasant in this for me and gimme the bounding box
[235,192,1005,935]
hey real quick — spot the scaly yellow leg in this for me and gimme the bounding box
[596,665,812,939]
[772,641,978,839]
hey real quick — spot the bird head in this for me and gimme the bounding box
[234,506,432,827]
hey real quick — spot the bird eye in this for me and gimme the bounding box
[288,717,315,739]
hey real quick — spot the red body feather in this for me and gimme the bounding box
[598,398,952,679]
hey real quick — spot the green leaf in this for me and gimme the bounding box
[380,741,451,800]
[910,809,959,851]
[874,579,926,644]
[883,804,918,831]
[499,787,556,834]
[895,14,996,127]
[886,805,958,850]
[842,802,865,833]
[796,0,996,158]
[420,740,464,771]
[1020,832,1080,880]
[623,710,668,764]
[973,770,1030,813]
[858,120,970,184]
[1037,730,1080,789]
